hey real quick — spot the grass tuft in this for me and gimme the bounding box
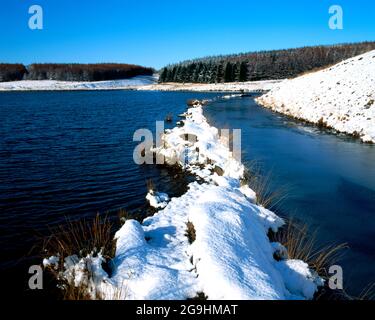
[165,113,173,122]
[146,179,155,192]
[268,219,348,278]
[317,117,328,128]
[246,161,290,211]
[118,208,130,226]
[43,213,116,261]
[41,214,117,300]
[59,276,102,300]
[357,283,375,300]
[186,99,200,107]
[185,221,196,244]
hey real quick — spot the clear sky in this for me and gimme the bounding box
[1,0,374,69]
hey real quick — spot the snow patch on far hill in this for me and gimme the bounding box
[136,80,281,92]
[0,75,158,91]
[256,50,375,143]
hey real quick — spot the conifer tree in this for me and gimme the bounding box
[159,68,168,82]
[216,63,224,83]
[224,62,233,82]
[239,61,248,82]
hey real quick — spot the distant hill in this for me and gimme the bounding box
[0,63,154,82]
[256,50,375,143]
[0,64,27,82]
[158,41,375,83]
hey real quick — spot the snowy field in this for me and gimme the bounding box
[44,99,323,300]
[256,50,375,143]
[0,77,280,92]
[0,75,158,91]
[135,80,281,92]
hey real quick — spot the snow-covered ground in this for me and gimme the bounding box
[146,190,170,209]
[256,50,375,143]
[135,80,281,92]
[44,99,323,300]
[0,75,158,91]
[0,77,280,92]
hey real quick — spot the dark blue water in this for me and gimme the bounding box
[1,91,374,298]
[0,91,218,278]
[205,96,375,297]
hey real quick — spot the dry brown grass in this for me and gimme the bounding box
[60,278,102,300]
[317,117,328,129]
[316,281,375,300]
[187,99,200,107]
[165,113,173,122]
[41,213,117,300]
[246,161,290,211]
[118,208,131,226]
[146,179,155,192]
[185,221,196,244]
[43,213,116,261]
[269,219,348,277]
[57,274,129,300]
[357,283,375,300]
[244,161,350,295]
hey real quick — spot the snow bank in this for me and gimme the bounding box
[42,255,59,269]
[146,190,170,209]
[0,75,157,91]
[62,253,112,298]
[45,100,322,300]
[135,80,281,92]
[187,183,287,299]
[256,50,375,143]
[276,260,324,300]
[109,182,287,300]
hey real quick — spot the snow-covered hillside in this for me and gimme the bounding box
[0,75,158,91]
[256,50,375,143]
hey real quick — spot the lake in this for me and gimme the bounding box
[0,91,374,298]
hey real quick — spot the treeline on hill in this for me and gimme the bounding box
[0,63,154,82]
[0,64,28,82]
[159,42,375,83]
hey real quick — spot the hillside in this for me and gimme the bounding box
[0,64,27,82]
[0,63,154,82]
[159,42,375,83]
[256,50,375,143]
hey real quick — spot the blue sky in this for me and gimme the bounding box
[1,0,374,69]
